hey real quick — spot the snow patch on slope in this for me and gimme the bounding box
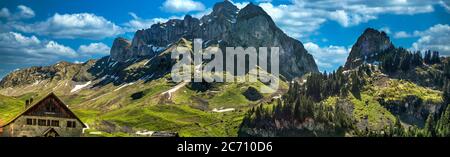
[212,108,235,113]
[71,81,92,93]
[114,82,135,91]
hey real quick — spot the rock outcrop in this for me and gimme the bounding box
[379,95,445,127]
[345,28,393,69]
[199,0,238,41]
[229,3,317,79]
[110,37,133,62]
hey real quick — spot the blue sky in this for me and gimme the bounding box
[0,0,449,78]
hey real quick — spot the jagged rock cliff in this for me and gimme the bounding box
[110,37,133,62]
[110,0,318,79]
[345,28,393,69]
[229,3,317,79]
[199,0,238,41]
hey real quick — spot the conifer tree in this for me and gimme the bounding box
[424,50,432,64]
[431,51,441,64]
[443,80,450,105]
[436,105,450,137]
[424,113,435,137]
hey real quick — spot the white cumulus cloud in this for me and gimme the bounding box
[16,5,35,19]
[304,42,351,72]
[0,5,35,20]
[0,32,77,65]
[161,0,205,13]
[0,32,117,78]
[259,0,438,39]
[123,12,180,32]
[14,13,123,40]
[394,31,413,38]
[411,24,450,55]
[78,42,111,55]
[259,3,326,39]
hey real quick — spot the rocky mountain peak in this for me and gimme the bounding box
[211,0,238,17]
[110,37,133,62]
[228,2,317,79]
[105,0,318,80]
[236,2,277,32]
[238,2,268,19]
[345,28,393,69]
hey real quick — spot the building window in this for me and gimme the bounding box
[26,118,32,125]
[46,105,56,112]
[47,120,51,126]
[67,121,76,128]
[38,119,46,126]
[51,120,59,127]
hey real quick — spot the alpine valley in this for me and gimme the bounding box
[0,0,449,137]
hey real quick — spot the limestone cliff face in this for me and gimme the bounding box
[129,15,201,57]
[110,0,318,79]
[110,15,201,61]
[380,95,445,127]
[110,37,133,62]
[345,28,393,69]
[229,3,318,79]
[199,0,238,41]
[112,0,238,61]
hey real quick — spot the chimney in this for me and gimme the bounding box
[25,98,33,108]
[25,100,30,108]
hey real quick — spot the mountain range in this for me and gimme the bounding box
[0,0,449,137]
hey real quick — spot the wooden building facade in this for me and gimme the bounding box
[0,93,86,137]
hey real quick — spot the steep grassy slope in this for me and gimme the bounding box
[0,95,24,125]
[75,73,286,136]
